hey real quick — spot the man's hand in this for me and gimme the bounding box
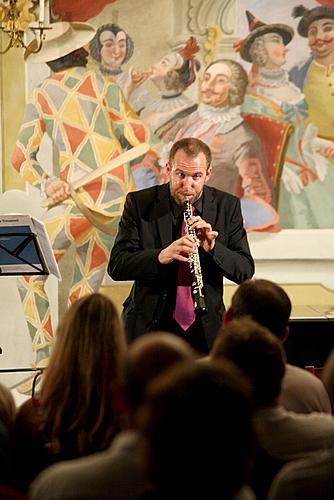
[187,215,218,252]
[45,179,71,204]
[158,235,196,265]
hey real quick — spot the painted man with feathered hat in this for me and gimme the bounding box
[289,4,334,140]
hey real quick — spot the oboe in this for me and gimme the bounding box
[183,200,207,312]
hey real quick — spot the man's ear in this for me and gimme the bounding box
[166,161,171,176]
[224,307,233,326]
[205,165,212,182]
[280,325,290,344]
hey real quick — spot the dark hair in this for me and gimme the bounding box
[212,318,286,407]
[169,137,212,169]
[140,360,255,499]
[292,5,334,37]
[230,279,292,339]
[46,47,88,72]
[40,293,126,456]
[123,332,195,412]
[164,58,201,93]
[89,23,134,66]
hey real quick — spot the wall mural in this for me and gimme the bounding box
[2,0,334,391]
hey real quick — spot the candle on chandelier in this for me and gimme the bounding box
[39,0,45,23]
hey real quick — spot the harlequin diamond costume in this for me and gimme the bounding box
[11,22,160,366]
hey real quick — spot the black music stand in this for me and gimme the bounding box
[0,229,48,276]
[0,214,60,393]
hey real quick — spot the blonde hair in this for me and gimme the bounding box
[248,36,269,67]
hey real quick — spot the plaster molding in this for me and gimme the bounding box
[170,0,237,53]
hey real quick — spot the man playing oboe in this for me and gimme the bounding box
[108,138,254,353]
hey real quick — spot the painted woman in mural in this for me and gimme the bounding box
[89,23,150,114]
[124,36,200,140]
[238,11,334,229]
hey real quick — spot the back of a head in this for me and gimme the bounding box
[322,347,334,412]
[0,383,16,433]
[140,360,255,499]
[41,293,126,454]
[124,332,196,412]
[231,279,292,339]
[212,318,286,408]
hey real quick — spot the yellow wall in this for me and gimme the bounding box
[101,282,334,317]
[0,33,25,190]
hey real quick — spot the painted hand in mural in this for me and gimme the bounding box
[45,179,71,205]
[122,66,152,102]
[281,166,304,195]
[318,146,334,160]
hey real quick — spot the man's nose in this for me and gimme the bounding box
[182,176,193,187]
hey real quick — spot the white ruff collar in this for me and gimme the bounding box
[197,104,244,133]
[142,93,194,114]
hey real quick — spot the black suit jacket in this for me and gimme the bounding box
[108,183,254,348]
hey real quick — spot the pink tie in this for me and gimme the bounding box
[174,218,196,331]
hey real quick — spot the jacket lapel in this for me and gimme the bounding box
[156,184,173,248]
[202,185,216,225]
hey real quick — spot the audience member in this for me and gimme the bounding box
[322,346,334,413]
[0,383,16,433]
[29,332,195,500]
[139,360,256,500]
[268,447,334,500]
[266,345,334,498]
[0,383,16,487]
[14,293,126,492]
[212,318,334,461]
[226,278,331,413]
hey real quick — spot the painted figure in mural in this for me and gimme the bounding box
[11,22,160,369]
[238,11,334,229]
[125,37,200,140]
[89,23,150,114]
[289,4,334,141]
[162,58,278,232]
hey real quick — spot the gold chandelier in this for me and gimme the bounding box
[0,0,50,54]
